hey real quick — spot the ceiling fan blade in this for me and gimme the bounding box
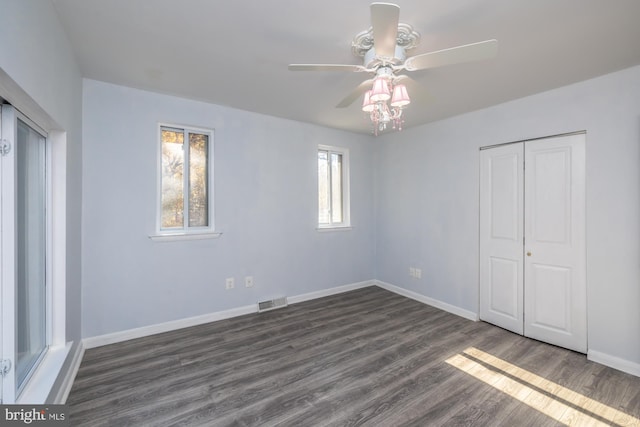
[404,39,498,71]
[396,75,430,104]
[288,64,368,72]
[336,79,374,108]
[370,2,400,60]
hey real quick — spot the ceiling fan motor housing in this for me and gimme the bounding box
[374,65,395,80]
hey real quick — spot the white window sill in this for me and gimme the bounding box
[316,226,352,232]
[17,343,71,404]
[149,232,222,242]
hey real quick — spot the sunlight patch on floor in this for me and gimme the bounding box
[445,347,640,426]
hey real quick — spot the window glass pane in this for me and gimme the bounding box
[188,132,209,227]
[16,119,47,389]
[318,150,330,224]
[161,128,184,228]
[331,152,343,223]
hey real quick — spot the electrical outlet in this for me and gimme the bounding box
[415,268,422,279]
[245,276,254,288]
[225,277,235,290]
[409,267,416,277]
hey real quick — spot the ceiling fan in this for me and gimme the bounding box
[288,2,498,132]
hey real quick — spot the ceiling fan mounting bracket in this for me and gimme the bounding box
[351,23,421,57]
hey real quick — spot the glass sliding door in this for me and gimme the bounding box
[0,105,49,402]
[15,117,47,393]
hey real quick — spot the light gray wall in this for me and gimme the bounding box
[81,79,375,337]
[84,66,640,371]
[375,65,640,367]
[0,0,83,341]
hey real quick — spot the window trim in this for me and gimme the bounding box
[154,123,216,238]
[149,231,222,242]
[317,144,351,230]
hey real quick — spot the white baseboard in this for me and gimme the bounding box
[588,350,640,378]
[287,280,375,305]
[52,341,85,404]
[83,304,257,349]
[374,280,479,322]
[83,280,376,350]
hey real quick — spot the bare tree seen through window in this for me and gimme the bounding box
[161,127,210,229]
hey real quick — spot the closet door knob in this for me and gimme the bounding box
[526,252,532,257]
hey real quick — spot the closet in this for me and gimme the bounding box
[479,132,586,353]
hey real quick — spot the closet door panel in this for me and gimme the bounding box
[524,134,586,353]
[479,144,524,334]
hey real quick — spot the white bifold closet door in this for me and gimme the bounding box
[479,133,586,353]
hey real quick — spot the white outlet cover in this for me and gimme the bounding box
[245,276,254,287]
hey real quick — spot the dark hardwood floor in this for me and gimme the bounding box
[67,286,640,426]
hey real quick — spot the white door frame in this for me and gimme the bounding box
[1,105,52,403]
[0,69,69,404]
[1,104,19,403]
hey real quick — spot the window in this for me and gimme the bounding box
[158,125,214,235]
[318,145,350,228]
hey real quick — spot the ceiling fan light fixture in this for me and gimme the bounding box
[390,84,410,107]
[363,78,408,135]
[370,77,391,102]
[287,3,498,135]
[362,90,375,112]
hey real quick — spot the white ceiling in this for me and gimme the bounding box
[52,0,640,135]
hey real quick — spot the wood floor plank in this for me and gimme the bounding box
[67,287,640,426]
